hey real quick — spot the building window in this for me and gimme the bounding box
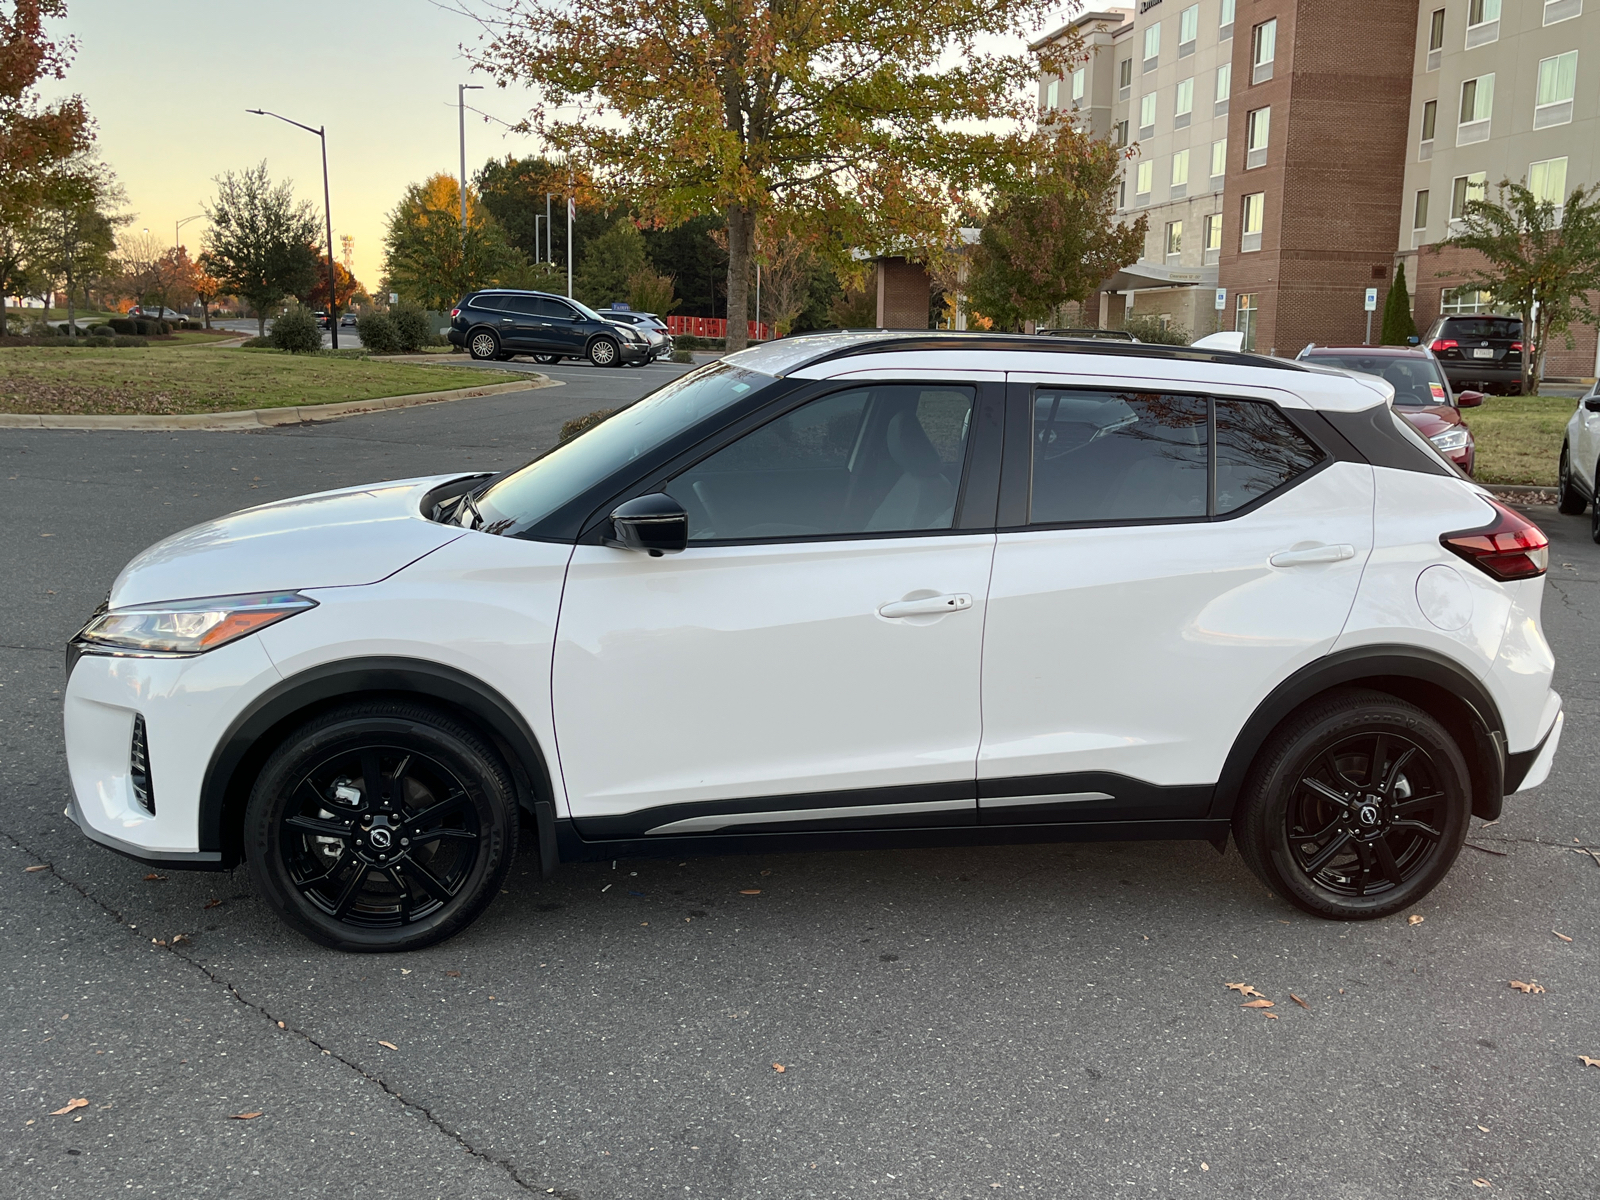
[1045,78,1059,110]
[1220,0,1236,38]
[1071,68,1086,104]
[1171,149,1190,197]
[1140,92,1157,138]
[1210,138,1227,182]
[1450,172,1487,224]
[1246,107,1270,169]
[1144,23,1161,72]
[1179,4,1199,55]
[1166,220,1183,261]
[1119,56,1133,99]
[1545,0,1583,26]
[1412,189,1430,247]
[1530,157,1569,219]
[1419,99,1436,160]
[1466,0,1500,48]
[1215,62,1232,115]
[1252,19,1276,84]
[1114,119,1130,147]
[1535,52,1577,128]
[1442,287,1500,315]
[1241,192,1264,252]
[1204,213,1222,264]
[1236,292,1259,350]
[1136,159,1154,200]
[1118,178,1127,209]
[1427,8,1446,70]
[1175,77,1194,127]
[1457,74,1494,145]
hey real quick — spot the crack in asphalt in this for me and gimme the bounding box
[2,826,563,1199]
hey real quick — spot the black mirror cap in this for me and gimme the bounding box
[1584,396,1600,413]
[606,492,688,556]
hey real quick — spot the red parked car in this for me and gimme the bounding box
[1297,345,1484,475]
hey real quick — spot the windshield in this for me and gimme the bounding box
[1307,354,1450,407]
[471,361,772,534]
[570,298,604,321]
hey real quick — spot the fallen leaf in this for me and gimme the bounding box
[378,1041,398,1050]
[1225,983,1264,998]
[1407,914,1424,926]
[1200,1163,1209,1171]
[203,899,223,910]
[151,938,167,947]
[771,1063,785,1073]
[740,889,761,895]
[1263,1012,1279,1019]
[143,873,166,882]
[1508,980,1546,994]
[1241,999,1274,1008]
[1554,931,1574,942]
[1290,994,1310,1010]
[400,969,411,975]
[444,970,461,978]
[230,1112,263,1120]
[1579,1056,1600,1069]
[50,1098,88,1115]
[170,933,190,945]
[24,864,47,873]
[1478,1125,1490,1132]
[1473,1179,1491,1188]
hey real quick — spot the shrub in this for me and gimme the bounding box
[108,318,136,335]
[180,320,202,330]
[670,347,694,364]
[391,305,432,353]
[239,336,268,348]
[111,336,149,348]
[560,408,619,442]
[89,324,114,335]
[83,335,114,347]
[1123,315,1191,345]
[355,310,401,353]
[268,304,324,353]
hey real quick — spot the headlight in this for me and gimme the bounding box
[75,591,317,655]
[617,326,645,343]
[1428,428,1472,452]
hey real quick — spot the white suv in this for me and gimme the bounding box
[64,332,1564,951]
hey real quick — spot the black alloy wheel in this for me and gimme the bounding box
[244,701,517,952]
[1233,690,1470,919]
[587,336,620,367]
[469,330,500,360]
[532,353,560,365]
[1558,444,1586,514]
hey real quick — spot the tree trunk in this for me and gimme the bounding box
[256,303,266,338]
[724,204,754,351]
[1522,303,1536,396]
[65,264,76,338]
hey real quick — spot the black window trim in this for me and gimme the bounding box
[998,381,1340,533]
[575,377,1007,548]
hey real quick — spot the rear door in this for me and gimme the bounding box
[976,377,1374,823]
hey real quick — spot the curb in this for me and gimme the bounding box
[0,376,556,432]
[1487,484,1558,504]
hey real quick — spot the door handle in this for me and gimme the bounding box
[878,593,973,618]
[499,317,515,323]
[1270,544,1356,567]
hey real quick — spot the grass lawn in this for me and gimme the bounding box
[0,345,506,416]
[1466,394,1577,486]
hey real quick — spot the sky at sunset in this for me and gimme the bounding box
[39,1,1067,294]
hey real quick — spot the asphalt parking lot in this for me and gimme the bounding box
[3,364,1598,1199]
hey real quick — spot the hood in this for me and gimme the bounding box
[109,475,471,609]
[1397,407,1462,437]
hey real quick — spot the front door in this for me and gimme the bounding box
[551,379,1000,839]
[535,298,591,357]
[976,378,1374,822]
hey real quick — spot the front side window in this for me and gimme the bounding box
[665,385,974,541]
[1535,51,1577,127]
[1530,157,1568,208]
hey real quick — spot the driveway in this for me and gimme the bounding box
[3,368,1598,1198]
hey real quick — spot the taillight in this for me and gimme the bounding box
[1431,339,1457,351]
[450,307,460,319]
[1441,499,1549,582]
[1510,341,1522,351]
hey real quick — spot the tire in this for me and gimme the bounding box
[1558,443,1587,514]
[468,329,500,361]
[587,336,620,367]
[532,353,560,365]
[1232,689,1471,920]
[243,700,518,952]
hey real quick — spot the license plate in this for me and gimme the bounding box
[1473,348,1494,358]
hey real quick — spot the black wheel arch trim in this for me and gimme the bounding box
[1210,644,1507,823]
[199,656,559,874]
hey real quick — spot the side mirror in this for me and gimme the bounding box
[1407,336,1420,345]
[1457,390,1486,408]
[1584,396,1600,413]
[605,493,688,556]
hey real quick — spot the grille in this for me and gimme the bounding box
[130,714,155,815]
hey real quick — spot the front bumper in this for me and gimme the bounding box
[618,342,652,365]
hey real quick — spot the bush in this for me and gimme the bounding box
[108,318,136,335]
[239,336,269,348]
[89,324,114,336]
[670,347,694,364]
[1123,315,1191,345]
[180,320,202,330]
[268,304,324,353]
[111,336,149,348]
[355,310,401,353]
[391,305,432,353]
[560,408,619,442]
[82,335,113,347]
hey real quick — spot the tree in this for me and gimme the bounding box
[1380,261,1416,345]
[628,267,677,318]
[115,228,166,313]
[469,0,1067,350]
[303,257,362,313]
[1443,179,1600,393]
[191,254,222,327]
[204,161,322,335]
[575,218,648,308]
[35,159,123,334]
[754,221,818,337]
[962,129,1145,330]
[475,154,606,271]
[382,172,520,312]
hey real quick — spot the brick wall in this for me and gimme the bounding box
[875,258,933,329]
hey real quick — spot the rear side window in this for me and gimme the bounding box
[1027,389,1324,525]
[468,293,507,311]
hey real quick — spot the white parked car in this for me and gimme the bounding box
[65,332,1563,951]
[1557,380,1600,538]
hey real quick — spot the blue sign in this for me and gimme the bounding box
[611,302,632,311]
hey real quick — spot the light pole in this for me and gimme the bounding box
[458,84,483,241]
[247,108,340,348]
[546,193,553,265]
[175,214,204,251]
[534,215,544,263]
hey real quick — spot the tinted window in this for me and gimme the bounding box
[1306,354,1449,406]
[498,295,542,315]
[1215,399,1325,513]
[534,297,578,319]
[1030,390,1207,523]
[666,385,974,540]
[1444,317,1521,339]
[469,293,509,311]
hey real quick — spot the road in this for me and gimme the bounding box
[3,366,1598,1199]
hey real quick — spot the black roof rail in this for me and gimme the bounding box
[791,331,1308,373]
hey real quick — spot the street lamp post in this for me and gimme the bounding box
[458,84,483,241]
[175,214,204,251]
[534,215,544,263]
[246,108,339,349]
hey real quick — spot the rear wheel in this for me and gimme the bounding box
[468,330,500,361]
[532,353,560,365]
[244,701,517,952]
[587,336,620,367]
[1558,444,1587,514]
[1233,690,1470,920]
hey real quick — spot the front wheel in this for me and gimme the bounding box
[1558,444,1587,514]
[243,701,518,952]
[587,336,620,367]
[532,353,560,365]
[1233,689,1470,920]
[468,330,500,360]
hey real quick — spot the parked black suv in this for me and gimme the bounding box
[448,290,652,367]
[1423,314,1524,394]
